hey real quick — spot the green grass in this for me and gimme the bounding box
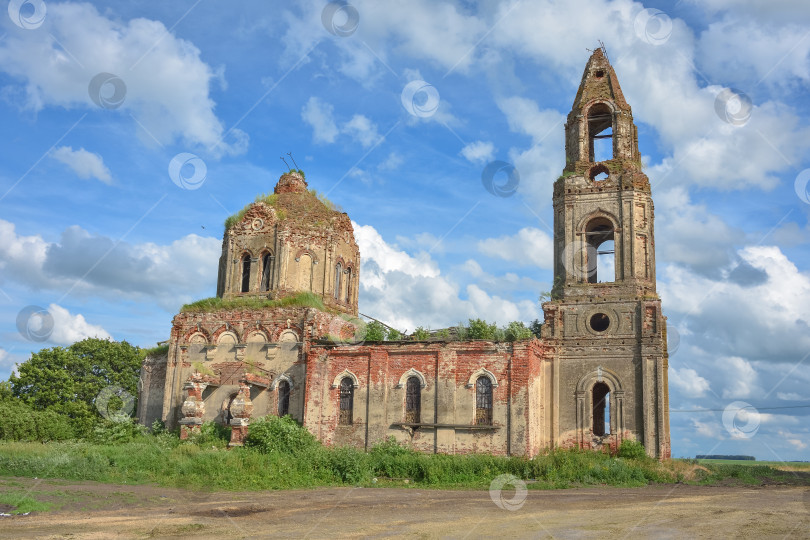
[180,291,327,313]
[223,193,279,231]
[0,421,805,504]
[697,459,810,469]
[0,491,53,514]
[0,439,680,492]
[142,344,169,357]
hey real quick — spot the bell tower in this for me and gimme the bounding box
[544,48,670,458]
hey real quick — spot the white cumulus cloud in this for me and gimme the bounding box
[0,1,246,155]
[51,146,112,184]
[47,304,112,345]
[477,227,554,269]
[460,141,495,165]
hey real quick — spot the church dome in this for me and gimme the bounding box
[216,171,360,316]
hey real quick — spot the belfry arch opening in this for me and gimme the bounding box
[587,103,613,163]
[585,217,615,283]
[592,382,610,436]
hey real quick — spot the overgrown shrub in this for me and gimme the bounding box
[327,446,370,484]
[466,318,498,340]
[617,439,648,460]
[90,418,147,445]
[244,415,319,454]
[0,399,74,441]
[412,327,430,340]
[504,321,533,342]
[363,321,386,342]
[385,328,402,340]
[185,421,231,448]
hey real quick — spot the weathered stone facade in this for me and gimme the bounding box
[138,49,670,458]
[216,171,360,316]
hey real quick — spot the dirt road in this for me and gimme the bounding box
[1,477,808,538]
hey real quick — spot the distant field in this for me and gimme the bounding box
[697,459,810,470]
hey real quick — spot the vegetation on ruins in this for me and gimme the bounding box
[0,341,805,502]
[223,192,279,231]
[222,185,341,232]
[180,291,327,313]
[0,416,805,501]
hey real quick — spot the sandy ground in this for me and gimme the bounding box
[1,477,809,539]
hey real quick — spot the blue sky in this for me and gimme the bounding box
[1,0,809,460]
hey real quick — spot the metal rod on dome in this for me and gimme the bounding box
[287,152,299,169]
[280,157,291,171]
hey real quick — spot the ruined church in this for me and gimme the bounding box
[138,49,671,459]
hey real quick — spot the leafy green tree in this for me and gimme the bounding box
[9,338,143,434]
[466,318,498,340]
[503,321,533,342]
[412,326,430,340]
[529,319,543,339]
[363,321,386,341]
[385,328,402,341]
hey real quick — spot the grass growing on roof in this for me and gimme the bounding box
[180,291,326,313]
[223,193,279,231]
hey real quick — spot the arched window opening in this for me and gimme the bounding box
[475,376,493,425]
[592,382,610,436]
[597,240,615,282]
[334,263,342,299]
[339,377,353,425]
[585,217,615,284]
[345,268,352,304]
[260,252,274,292]
[277,380,290,417]
[240,254,251,293]
[588,103,613,163]
[405,376,421,423]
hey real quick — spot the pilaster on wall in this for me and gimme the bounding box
[435,349,457,454]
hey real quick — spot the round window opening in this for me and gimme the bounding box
[595,69,605,78]
[590,313,610,332]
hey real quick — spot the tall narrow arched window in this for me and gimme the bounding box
[405,376,421,423]
[592,382,610,436]
[260,252,274,292]
[339,377,353,425]
[277,380,290,417]
[475,376,493,425]
[345,267,352,304]
[587,103,613,162]
[241,254,251,293]
[334,263,342,299]
[585,217,615,284]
